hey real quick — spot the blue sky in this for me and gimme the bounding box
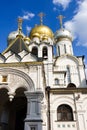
[0,0,87,70]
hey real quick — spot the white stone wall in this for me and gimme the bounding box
[53,55,87,88]
[46,93,87,130]
[29,42,53,62]
[56,39,73,56]
[0,64,44,100]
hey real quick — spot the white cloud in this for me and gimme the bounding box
[26,26,32,33]
[53,0,72,10]
[53,7,57,11]
[20,11,35,20]
[64,0,87,47]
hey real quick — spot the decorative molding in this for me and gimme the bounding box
[50,88,87,94]
[0,61,43,67]
[0,68,35,91]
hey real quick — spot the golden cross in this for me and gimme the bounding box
[18,17,23,33]
[57,15,65,28]
[38,12,45,25]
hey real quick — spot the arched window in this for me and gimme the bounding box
[32,47,38,57]
[57,104,73,121]
[58,46,60,56]
[42,47,48,58]
[64,44,66,53]
[67,83,76,88]
[55,78,59,85]
[69,45,72,53]
[67,66,71,83]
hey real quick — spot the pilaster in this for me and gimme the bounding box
[24,91,44,130]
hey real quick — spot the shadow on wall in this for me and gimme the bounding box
[0,87,27,130]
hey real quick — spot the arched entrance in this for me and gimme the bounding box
[0,88,27,130]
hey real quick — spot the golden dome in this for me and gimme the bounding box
[42,35,48,40]
[29,25,53,39]
[32,33,40,38]
[24,36,30,42]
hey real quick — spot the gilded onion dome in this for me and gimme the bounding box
[29,12,54,41]
[42,35,48,40]
[24,36,30,42]
[32,32,40,38]
[29,25,53,40]
[24,36,30,45]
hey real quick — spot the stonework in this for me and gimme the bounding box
[0,17,87,130]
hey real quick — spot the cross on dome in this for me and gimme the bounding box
[18,17,23,34]
[38,12,45,25]
[57,15,65,29]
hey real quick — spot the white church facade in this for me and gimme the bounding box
[0,14,87,130]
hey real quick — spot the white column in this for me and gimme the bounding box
[24,91,44,130]
[78,112,86,130]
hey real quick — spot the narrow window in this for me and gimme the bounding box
[69,45,71,53]
[43,47,48,58]
[58,46,60,56]
[64,73,66,85]
[67,83,76,88]
[32,47,38,57]
[30,126,36,130]
[55,78,59,85]
[64,44,66,53]
[57,104,73,121]
[2,75,7,82]
[67,66,71,83]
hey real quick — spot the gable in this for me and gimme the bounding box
[55,55,79,66]
[2,36,29,54]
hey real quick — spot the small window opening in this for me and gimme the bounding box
[2,75,8,82]
[30,126,36,130]
[32,47,38,57]
[55,78,59,85]
[43,47,48,58]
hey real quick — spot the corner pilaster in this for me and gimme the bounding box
[24,91,44,130]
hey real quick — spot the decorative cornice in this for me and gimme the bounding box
[50,88,87,94]
[25,91,44,101]
[56,37,72,42]
[0,61,43,67]
[0,68,35,91]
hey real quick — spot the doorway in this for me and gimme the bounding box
[0,88,27,130]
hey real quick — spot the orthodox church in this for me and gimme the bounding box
[0,13,87,130]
